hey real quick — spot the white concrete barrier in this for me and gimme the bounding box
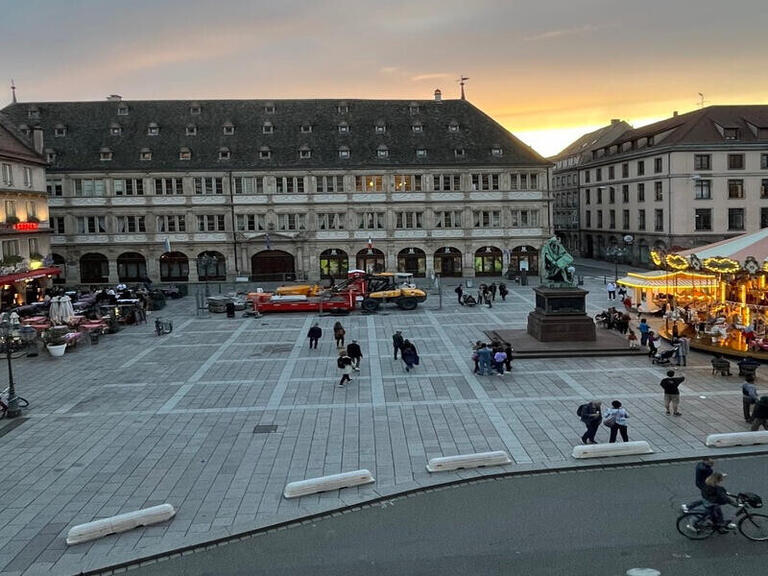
[706,431,768,448]
[426,451,512,473]
[572,441,653,459]
[66,504,176,545]
[283,469,375,499]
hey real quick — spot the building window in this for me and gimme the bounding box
[264,104,275,114]
[597,210,603,228]
[4,200,16,220]
[276,176,305,194]
[622,163,629,178]
[728,208,745,230]
[194,177,223,195]
[337,104,349,113]
[113,178,144,196]
[394,175,422,192]
[147,123,159,136]
[654,157,663,173]
[186,124,197,136]
[585,171,591,184]
[116,215,146,233]
[154,178,183,195]
[695,208,712,231]
[762,208,768,229]
[434,210,462,228]
[728,154,745,169]
[409,104,420,115]
[317,213,345,230]
[637,160,645,176]
[654,209,664,231]
[724,127,740,140]
[157,215,186,232]
[454,148,465,158]
[262,122,274,134]
[448,121,459,133]
[27,108,39,119]
[654,181,663,201]
[179,147,192,160]
[100,149,113,161]
[436,174,461,191]
[637,183,645,202]
[259,148,272,160]
[416,148,427,158]
[52,217,65,234]
[234,176,264,195]
[355,175,383,192]
[277,213,305,231]
[140,149,152,161]
[728,179,744,199]
[110,124,122,136]
[530,173,538,188]
[622,184,629,203]
[609,209,616,229]
[46,150,56,163]
[74,178,106,197]
[596,168,602,182]
[510,209,539,227]
[585,189,591,204]
[608,166,615,180]
[412,124,423,133]
[117,105,128,116]
[54,125,66,137]
[375,123,386,134]
[585,211,591,227]
[638,209,646,230]
[189,104,201,115]
[223,123,234,135]
[338,148,350,159]
[596,188,603,204]
[695,179,712,199]
[694,154,711,170]
[46,180,63,196]
[358,212,384,229]
[300,124,312,134]
[317,175,344,193]
[473,210,501,228]
[20,167,31,188]
[491,147,503,157]
[219,148,231,160]
[609,187,615,203]
[471,174,500,191]
[297,148,311,159]
[75,216,106,234]
[762,179,768,199]
[377,147,389,159]
[196,214,226,232]
[762,154,768,169]
[234,214,265,232]
[338,123,349,134]
[622,209,630,230]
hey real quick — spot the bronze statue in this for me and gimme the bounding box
[540,236,576,287]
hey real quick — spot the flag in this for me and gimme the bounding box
[163,237,171,253]
[265,233,272,250]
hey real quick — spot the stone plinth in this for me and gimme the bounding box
[526,286,596,342]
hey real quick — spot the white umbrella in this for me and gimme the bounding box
[49,296,62,325]
[59,295,75,323]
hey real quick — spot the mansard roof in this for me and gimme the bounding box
[1,98,547,172]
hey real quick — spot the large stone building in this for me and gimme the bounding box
[550,119,631,255]
[0,113,53,308]
[2,94,551,284]
[578,106,768,265]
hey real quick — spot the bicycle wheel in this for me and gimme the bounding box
[738,513,768,541]
[677,513,716,540]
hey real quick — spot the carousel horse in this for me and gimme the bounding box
[749,338,768,352]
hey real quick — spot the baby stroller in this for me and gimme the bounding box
[652,345,679,365]
[462,294,477,307]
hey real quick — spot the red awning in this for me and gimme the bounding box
[0,267,61,285]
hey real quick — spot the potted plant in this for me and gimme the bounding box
[1,255,23,268]
[6,216,20,225]
[29,252,44,261]
[42,327,68,357]
[27,216,40,223]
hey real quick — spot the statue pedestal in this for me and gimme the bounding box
[527,287,596,342]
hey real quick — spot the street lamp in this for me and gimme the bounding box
[0,312,22,418]
[608,234,634,283]
[197,253,216,297]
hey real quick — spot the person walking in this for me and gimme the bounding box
[482,285,492,308]
[498,282,508,302]
[307,322,322,350]
[681,457,714,513]
[660,369,684,415]
[347,339,363,371]
[333,321,345,348]
[489,282,497,302]
[472,341,482,374]
[604,400,629,443]
[742,374,758,422]
[392,330,404,360]
[606,281,616,300]
[676,335,690,366]
[337,349,353,387]
[493,347,507,375]
[503,343,513,371]
[401,340,419,372]
[579,401,602,444]
[638,318,650,347]
[750,395,768,431]
[455,283,464,305]
[476,343,492,376]
[627,330,639,349]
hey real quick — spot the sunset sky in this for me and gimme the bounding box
[2,0,766,157]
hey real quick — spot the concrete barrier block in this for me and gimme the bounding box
[66,504,176,545]
[706,431,768,448]
[572,441,653,459]
[426,450,512,472]
[284,469,375,499]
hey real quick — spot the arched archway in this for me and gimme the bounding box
[197,251,227,281]
[319,249,348,279]
[80,253,109,283]
[397,247,426,277]
[474,246,503,276]
[509,245,539,275]
[52,253,67,284]
[356,248,385,273]
[160,251,189,282]
[117,252,147,282]
[251,250,294,281]
[434,247,462,277]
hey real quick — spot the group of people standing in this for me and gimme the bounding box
[578,400,630,444]
[455,282,508,307]
[472,340,513,376]
[308,321,363,387]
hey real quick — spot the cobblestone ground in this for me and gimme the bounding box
[0,275,759,575]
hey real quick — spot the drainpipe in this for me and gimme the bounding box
[228,171,239,276]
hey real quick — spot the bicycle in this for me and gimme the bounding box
[0,387,29,419]
[677,492,768,541]
[154,317,173,336]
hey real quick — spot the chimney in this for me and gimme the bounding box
[32,126,44,155]
[673,111,678,117]
[434,89,442,103]
[106,94,122,101]
[611,119,620,125]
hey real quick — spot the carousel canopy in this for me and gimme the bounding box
[617,270,719,290]
[677,229,768,262]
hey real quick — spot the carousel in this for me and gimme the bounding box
[617,228,768,358]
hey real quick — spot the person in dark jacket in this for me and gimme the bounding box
[392,331,404,360]
[742,374,759,422]
[455,284,464,305]
[489,282,497,301]
[751,395,768,431]
[580,401,602,444]
[503,344,513,371]
[498,283,508,302]
[401,340,419,372]
[337,349,353,387]
[701,472,733,531]
[660,369,685,415]
[682,457,714,513]
[347,340,363,371]
[307,322,322,349]
[333,321,345,348]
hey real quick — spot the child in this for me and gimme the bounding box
[627,330,639,349]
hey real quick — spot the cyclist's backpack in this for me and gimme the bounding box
[576,403,588,418]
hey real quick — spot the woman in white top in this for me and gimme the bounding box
[604,400,629,443]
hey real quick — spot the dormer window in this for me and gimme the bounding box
[411,122,423,133]
[140,148,152,161]
[338,146,350,159]
[724,127,740,140]
[375,121,386,134]
[409,103,420,115]
[186,124,197,136]
[377,145,389,159]
[218,147,231,160]
[647,135,655,146]
[179,147,192,160]
[338,122,349,134]
[54,124,66,137]
[337,102,349,113]
[299,147,312,159]
[223,122,234,135]
[454,148,465,158]
[491,147,503,157]
[27,107,40,119]
[110,123,122,136]
[262,122,274,134]
[99,147,113,161]
[448,121,460,133]
[45,149,56,163]
[264,102,275,114]
[416,148,427,158]
[18,124,30,136]
[117,104,129,116]
[189,103,201,115]
[300,124,312,134]
[259,147,271,160]
[147,123,159,136]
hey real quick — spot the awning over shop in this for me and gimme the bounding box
[617,270,719,290]
[0,267,61,286]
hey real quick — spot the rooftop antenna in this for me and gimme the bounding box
[10,79,16,104]
[697,92,708,108]
[458,75,470,100]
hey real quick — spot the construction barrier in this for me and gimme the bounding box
[705,431,768,448]
[66,504,176,545]
[572,441,653,459]
[283,469,375,499]
[426,451,512,472]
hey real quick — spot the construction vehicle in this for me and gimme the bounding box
[359,272,426,311]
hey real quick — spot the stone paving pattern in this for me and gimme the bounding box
[0,275,759,575]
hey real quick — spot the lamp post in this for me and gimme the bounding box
[198,254,215,297]
[0,312,22,418]
[609,234,634,283]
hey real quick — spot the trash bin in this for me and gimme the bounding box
[89,332,99,345]
[225,302,236,318]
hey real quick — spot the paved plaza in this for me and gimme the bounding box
[0,272,763,575]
